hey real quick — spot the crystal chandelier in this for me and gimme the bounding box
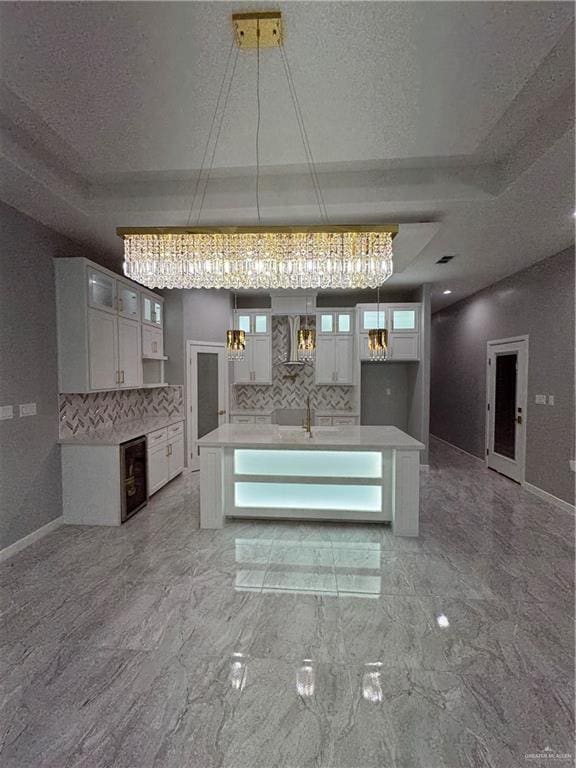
[117,11,397,290]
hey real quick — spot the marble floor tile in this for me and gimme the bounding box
[0,438,573,768]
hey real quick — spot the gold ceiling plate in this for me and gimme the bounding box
[232,11,283,49]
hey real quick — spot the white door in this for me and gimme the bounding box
[187,342,228,471]
[88,308,118,390]
[315,336,335,384]
[334,336,354,383]
[118,318,142,388]
[251,336,272,384]
[486,337,528,483]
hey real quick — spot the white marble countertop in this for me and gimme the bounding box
[198,424,424,451]
[59,415,185,446]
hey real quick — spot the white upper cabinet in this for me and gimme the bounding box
[232,310,272,385]
[88,309,118,390]
[117,281,140,320]
[55,258,161,392]
[118,318,142,388]
[315,336,354,385]
[142,325,164,359]
[357,303,421,361]
[88,268,116,314]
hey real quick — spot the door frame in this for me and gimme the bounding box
[186,340,229,471]
[485,335,529,483]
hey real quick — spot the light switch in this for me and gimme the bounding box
[548,395,555,406]
[19,403,37,417]
[0,405,14,420]
[535,395,546,405]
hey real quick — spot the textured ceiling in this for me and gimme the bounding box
[0,1,574,309]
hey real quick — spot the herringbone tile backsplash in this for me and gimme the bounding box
[233,317,353,412]
[59,386,184,438]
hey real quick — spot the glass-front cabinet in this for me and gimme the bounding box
[235,312,270,335]
[317,311,353,335]
[87,268,116,314]
[142,295,163,327]
[117,281,140,320]
[357,303,420,361]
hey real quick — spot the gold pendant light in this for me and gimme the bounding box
[117,11,397,290]
[368,285,388,361]
[297,294,316,361]
[227,294,246,361]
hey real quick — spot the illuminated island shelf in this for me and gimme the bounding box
[198,424,424,536]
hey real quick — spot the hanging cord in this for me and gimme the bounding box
[186,38,237,226]
[195,45,241,225]
[279,43,328,222]
[255,22,262,224]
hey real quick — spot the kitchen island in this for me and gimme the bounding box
[198,424,424,536]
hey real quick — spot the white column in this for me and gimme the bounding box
[200,447,224,528]
[392,448,420,536]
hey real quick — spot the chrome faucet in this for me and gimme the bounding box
[303,395,313,438]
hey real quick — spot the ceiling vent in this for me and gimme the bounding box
[436,255,456,264]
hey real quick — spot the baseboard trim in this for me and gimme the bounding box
[430,434,484,464]
[0,516,64,563]
[523,482,575,515]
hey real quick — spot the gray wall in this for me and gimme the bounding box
[0,202,75,549]
[361,363,410,429]
[431,247,575,504]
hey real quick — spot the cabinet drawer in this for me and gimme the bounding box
[254,415,272,424]
[316,416,333,426]
[231,415,255,424]
[333,416,356,425]
[167,421,184,438]
[147,427,168,446]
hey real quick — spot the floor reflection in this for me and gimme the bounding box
[233,537,383,597]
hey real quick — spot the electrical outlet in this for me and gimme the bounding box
[0,405,14,420]
[535,395,546,405]
[548,395,555,406]
[19,403,37,417]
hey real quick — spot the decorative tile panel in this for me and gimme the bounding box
[59,386,184,439]
[233,317,353,412]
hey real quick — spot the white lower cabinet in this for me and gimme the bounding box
[147,422,185,496]
[315,415,358,426]
[230,414,273,424]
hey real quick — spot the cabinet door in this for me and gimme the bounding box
[389,332,420,361]
[251,336,272,384]
[142,325,163,358]
[334,336,354,384]
[151,300,163,327]
[168,434,185,479]
[118,317,142,388]
[148,442,169,495]
[88,309,118,390]
[117,282,139,319]
[88,269,116,314]
[234,350,253,384]
[315,336,335,385]
[142,295,163,326]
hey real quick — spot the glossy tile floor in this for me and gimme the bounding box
[1,439,574,767]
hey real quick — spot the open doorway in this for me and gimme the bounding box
[485,336,528,483]
[186,341,228,471]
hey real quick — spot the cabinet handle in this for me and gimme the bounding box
[166,444,170,457]
[118,297,123,313]
[116,370,120,385]
[121,370,125,384]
